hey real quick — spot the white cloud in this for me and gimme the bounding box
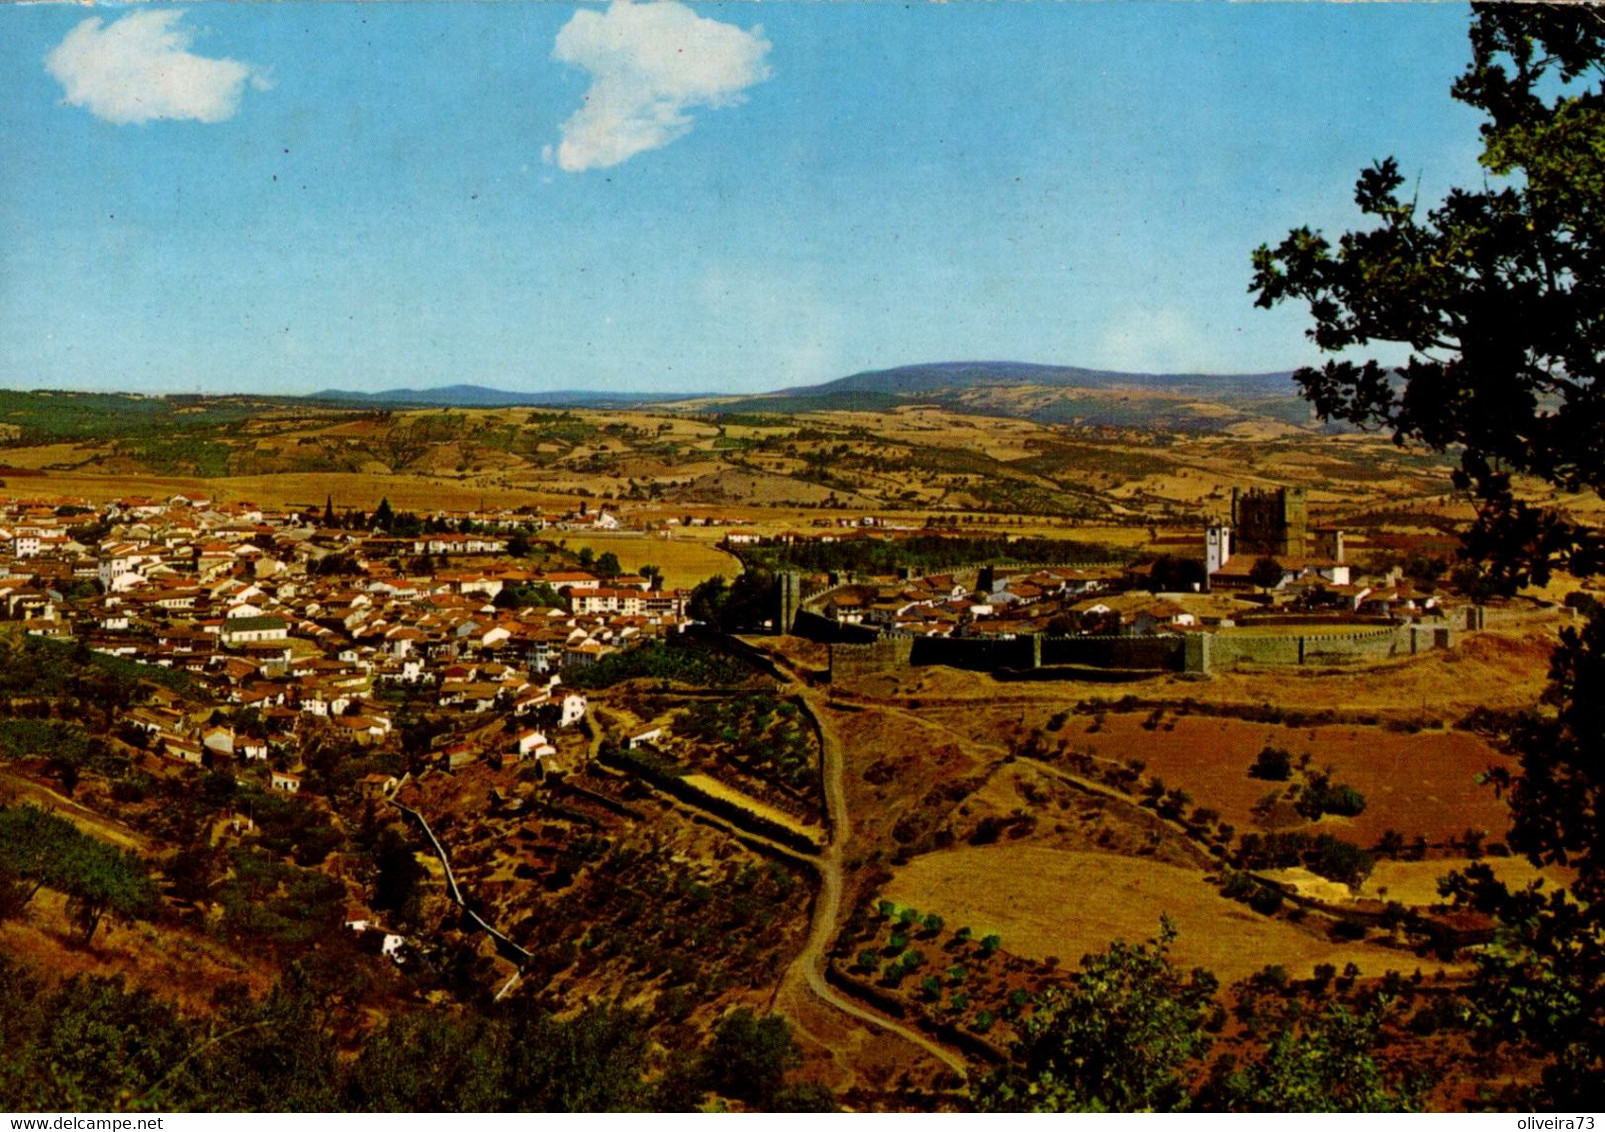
[549,0,771,173]
[45,9,267,126]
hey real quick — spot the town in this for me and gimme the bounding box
[0,492,721,782]
[0,478,1529,793]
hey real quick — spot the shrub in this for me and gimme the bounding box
[1249,745,1294,781]
[1306,835,1375,889]
[1248,886,1285,916]
[1221,872,1257,901]
[1296,773,1368,819]
[1330,918,1368,942]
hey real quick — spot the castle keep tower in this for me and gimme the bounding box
[1230,487,1307,558]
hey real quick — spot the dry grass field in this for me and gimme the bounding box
[1360,857,1566,906]
[0,890,277,1012]
[1073,713,1514,847]
[883,845,1422,985]
[0,769,150,853]
[678,773,823,843]
[553,531,740,590]
[1,393,1475,539]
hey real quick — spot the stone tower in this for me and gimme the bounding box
[1230,487,1307,557]
[779,571,801,634]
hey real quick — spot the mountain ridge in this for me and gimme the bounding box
[302,360,1302,412]
[784,360,1299,398]
[303,384,707,409]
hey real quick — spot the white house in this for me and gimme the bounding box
[221,615,289,646]
[515,729,556,759]
[269,770,301,793]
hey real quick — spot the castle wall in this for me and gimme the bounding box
[794,608,879,644]
[908,635,1037,671]
[1212,626,1404,667]
[1039,635,1185,671]
[828,635,914,681]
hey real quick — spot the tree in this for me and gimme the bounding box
[1248,556,1285,592]
[0,803,160,939]
[704,1008,803,1109]
[976,919,1216,1112]
[720,569,779,633]
[1251,6,1605,594]
[1147,555,1207,594]
[687,575,729,625]
[370,825,425,930]
[1252,5,1605,1104]
[1201,1000,1421,1112]
[0,862,30,924]
[61,840,160,945]
[373,497,395,533]
[1249,745,1294,782]
[594,551,622,578]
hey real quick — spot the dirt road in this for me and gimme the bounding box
[784,685,971,1081]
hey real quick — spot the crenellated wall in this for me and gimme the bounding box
[828,635,914,681]
[825,621,1459,681]
[1039,634,1186,671]
[1211,626,1404,668]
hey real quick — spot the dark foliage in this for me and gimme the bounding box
[1254,5,1605,1102]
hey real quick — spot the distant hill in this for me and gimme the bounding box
[785,361,1299,399]
[299,361,1315,432]
[708,360,1315,432]
[304,384,705,409]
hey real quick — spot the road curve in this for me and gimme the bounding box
[790,684,971,1080]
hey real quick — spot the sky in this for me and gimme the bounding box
[0,1,1489,397]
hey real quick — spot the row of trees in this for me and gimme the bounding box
[736,535,1123,578]
[0,804,159,944]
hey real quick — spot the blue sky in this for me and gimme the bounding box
[0,2,1486,397]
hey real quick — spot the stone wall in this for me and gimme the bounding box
[1039,634,1186,671]
[909,634,1037,671]
[793,608,879,644]
[1212,626,1404,668]
[826,621,1459,681]
[828,635,914,682]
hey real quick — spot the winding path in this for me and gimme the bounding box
[787,684,971,1080]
